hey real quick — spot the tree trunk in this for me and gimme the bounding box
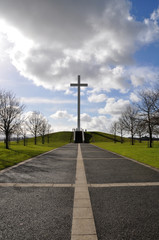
[42,135,45,144]
[139,133,142,143]
[23,136,26,146]
[34,133,37,145]
[5,132,9,149]
[131,133,134,145]
[120,130,123,143]
[149,125,152,148]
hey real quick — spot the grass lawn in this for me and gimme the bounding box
[92,141,159,169]
[0,131,73,170]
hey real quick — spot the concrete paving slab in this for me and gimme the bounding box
[80,144,103,151]
[89,186,159,240]
[72,219,96,235]
[89,182,159,187]
[71,235,98,240]
[84,159,159,183]
[0,187,74,240]
[75,186,88,192]
[73,207,93,218]
[75,191,89,199]
[0,159,76,183]
[74,197,91,208]
[84,157,124,160]
[82,151,122,158]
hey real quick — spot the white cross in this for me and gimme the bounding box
[70,75,88,131]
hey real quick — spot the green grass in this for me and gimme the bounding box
[92,141,159,169]
[85,131,128,143]
[0,131,73,170]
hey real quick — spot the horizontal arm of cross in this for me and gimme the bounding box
[70,83,88,87]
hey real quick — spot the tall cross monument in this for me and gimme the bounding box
[70,75,88,131]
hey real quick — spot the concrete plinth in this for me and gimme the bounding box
[75,131,83,143]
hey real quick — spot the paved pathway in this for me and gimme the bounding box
[0,143,159,240]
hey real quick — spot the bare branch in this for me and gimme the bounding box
[0,90,25,149]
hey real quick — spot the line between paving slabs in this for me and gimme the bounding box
[1,182,159,187]
[71,144,98,240]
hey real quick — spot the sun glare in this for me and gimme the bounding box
[0,19,33,53]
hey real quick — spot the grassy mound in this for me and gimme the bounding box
[85,131,127,143]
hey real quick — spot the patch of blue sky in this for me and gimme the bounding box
[134,43,159,66]
[130,0,159,21]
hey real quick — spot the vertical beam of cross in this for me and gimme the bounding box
[70,75,88,131]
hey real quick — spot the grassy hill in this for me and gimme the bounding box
[34,131,126,144]
[23,131,73,146]
[29,131,126,145]
[85,131,122,143]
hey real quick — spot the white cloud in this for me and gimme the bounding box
[72,91,85,97]
[21,97,73,104]
[64,89,74,95]
[22,111,34,119]
[50,110,73,120]
[88,93,107,103]
[129,66,159,87]
[99,98,130,115]
[81,113,92,122]
[51,113,110,132]
[50,111,92,123]
[151,8,159,22]
[83,115,109,132]
[49,109,111,132]
[130,92,140,102]
[0,0,159,93]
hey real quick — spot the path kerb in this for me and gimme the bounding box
[71,144,98,240]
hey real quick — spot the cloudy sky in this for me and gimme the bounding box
[0,0,159,132]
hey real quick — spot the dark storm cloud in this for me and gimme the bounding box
[0,0,106,47]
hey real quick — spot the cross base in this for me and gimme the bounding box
[73,130,85,143]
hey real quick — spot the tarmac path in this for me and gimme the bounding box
[0,143,159,240]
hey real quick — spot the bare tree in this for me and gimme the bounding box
[117,118,125,143]
[21,124,27,146]
[0,90,24,149]
[110,121,118,143]
[26,111,43,145]
[137,89,159,147]
[14,124,22,144]
[121,105,138,145]
[38,117,48,144]
[136,119,146,143]
[47,123,52,144]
